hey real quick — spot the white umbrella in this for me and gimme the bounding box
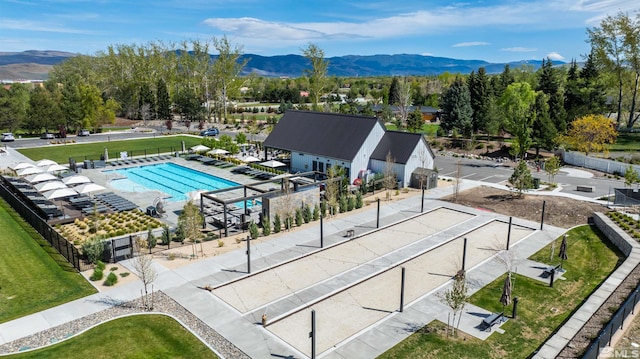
[25,173,58,183]
[62,175,91,185]
[187,189,208,202]
[241,155,260,163]
[190,144,210,152]
[11,162,36,170]
[42,188,77,200]
[260,159,286,168]
[44,164,69,173]
[35,181,67,192]
[73,183,106,194]
[36,159,58,167]
[207,148,229,155]
[17,166,45,176]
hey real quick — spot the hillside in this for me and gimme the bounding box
[0,50,556,80]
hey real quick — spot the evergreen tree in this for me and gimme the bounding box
[440,77,473,137]
[536,58,566,133]
[406,107,424,133]
[564,60,582,123]
[388,76,400,105]
[138,82,156,121]
[468,67,491,133]
[509,160,534,197]
[531,92,557,157]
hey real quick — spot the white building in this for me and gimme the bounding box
[263,110,435,187]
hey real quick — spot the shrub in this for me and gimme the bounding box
[273,214,282,233]
[347,195,356,211]
[110,266,118,271]
[312,205,320,221]
[103,272,118,286]
[262,215,271,236]
[120,272,130,277]
[303,204,312,223]
[161,225,171,245]
[249,221,259,239]
[355,192,363,209]
[339,196,348,213]
[96,260,106,271]
[284,215,293,230]
[147,227,157,249]
[218,240,225,247]
[90,268,104,281]
[295,209,304,227]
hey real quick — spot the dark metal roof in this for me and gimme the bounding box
[263,110,382,161]
[370,131,434,164]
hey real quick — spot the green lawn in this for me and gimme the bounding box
[9,315,218,358]
[0,199,96,324]
[385,123,439,136]
[379,225,623,359]
[16,135,203,163]
[612,132,640,152]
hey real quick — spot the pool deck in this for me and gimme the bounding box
[81,156,272,228]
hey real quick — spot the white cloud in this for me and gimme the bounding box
[546,52,565,60]
[453,42,490,47]
[501,47,537,52]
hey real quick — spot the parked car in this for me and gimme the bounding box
[77,129,90,136]
[200,128,219,136]
[40,132,55,139]
[1,133,15,142]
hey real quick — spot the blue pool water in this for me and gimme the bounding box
[107,162,240,202]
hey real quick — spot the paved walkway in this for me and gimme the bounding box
[0,179,588,358]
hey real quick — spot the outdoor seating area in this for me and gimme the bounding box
[108,155,172,167]
[94,192,138,212]
[230,165,276,180]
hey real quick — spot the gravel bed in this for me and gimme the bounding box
[557,262,640,358]
[0,291,249,359]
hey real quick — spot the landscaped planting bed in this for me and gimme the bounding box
[56,209,164,243]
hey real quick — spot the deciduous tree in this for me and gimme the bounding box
[302,43,329,112]
[560,114,617,155]
[499,82,536,159]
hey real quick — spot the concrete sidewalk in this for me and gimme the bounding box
[0,179,581,358]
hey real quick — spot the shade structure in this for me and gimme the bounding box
[260,159,286,168]
[24,173,58,183]
[241,155,260,163]
[34,181,67,192]
[500,272,512,308]
[73,183,106,194]
[62,175,91,185]
[42,188,77,200]
[35,159,58,167]
[207,148,229,155]
[11,162,36,171]
[17,166,45,176]
[44,164,69,173]
[190,144,210,152]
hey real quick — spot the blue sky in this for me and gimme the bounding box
[1,0,638,63]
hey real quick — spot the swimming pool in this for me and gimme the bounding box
[108,162,240,202]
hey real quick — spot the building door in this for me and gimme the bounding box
[312,160,318,171]
[318,162,324,173]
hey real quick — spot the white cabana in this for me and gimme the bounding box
[35,159,58,167]
[62,175,91,185]
[24,173,58,183]
[260,159,286,168]
[190,144,210,152]
[44,164,69,173]
[11,162,36,171]
[42,188,77,200]
[73,183,106,194]
[35,181,68,192]
[241,155,261,163]
[207,148,229,155]
[17,166,45,176]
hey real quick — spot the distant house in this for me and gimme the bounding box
[263,110,435,187]
[371,105,442,122]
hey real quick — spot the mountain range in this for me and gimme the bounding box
[0,50,556,80]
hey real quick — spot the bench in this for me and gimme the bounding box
[482,312,503,331]
[576,185,595,192]
[345,229,355,238]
